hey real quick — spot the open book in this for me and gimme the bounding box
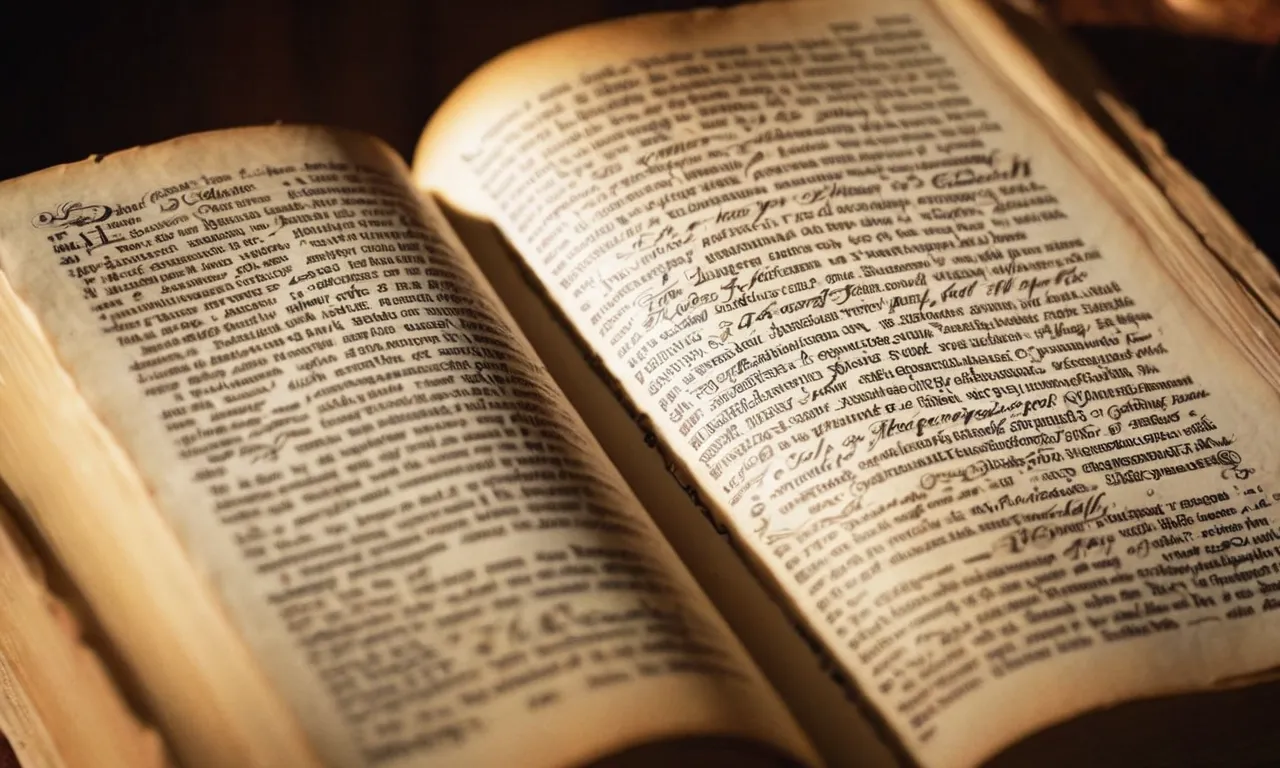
[4,1,1280,766]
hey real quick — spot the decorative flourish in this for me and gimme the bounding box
[1216,449,1255,480]
[1187,616,1223,627]
[31,201,112,229]
[241,431,293,464]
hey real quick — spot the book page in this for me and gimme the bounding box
[415,1,1280,766]
[0,127,814,768]
[439,205,900,768]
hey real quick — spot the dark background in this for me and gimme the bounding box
[0,2,1276,254]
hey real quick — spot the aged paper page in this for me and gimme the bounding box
[416,1,1280,766]
[440,206,900,768]
[0,127,814,768]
